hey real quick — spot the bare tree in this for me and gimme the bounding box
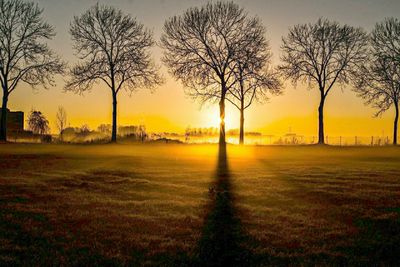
[354,18,400,145]
[279,18,368,144]
[66,4,162,143]
[80,124,90,134]
[162,1,253,144]
[0,0,64,142]
[27,110,50,135]
[227,18,281,144]
[56,106,67,141]
[97,124,111,134]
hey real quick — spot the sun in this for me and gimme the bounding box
[207,114,221,128]
[201,106,238,129]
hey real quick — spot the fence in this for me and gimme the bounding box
[178,134,395,146]
[267,135,393,146]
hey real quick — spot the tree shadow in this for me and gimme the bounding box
[195,144,253,266]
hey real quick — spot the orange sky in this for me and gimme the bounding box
[6,0,400,137]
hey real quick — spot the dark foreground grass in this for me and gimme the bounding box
[0,144,399,266]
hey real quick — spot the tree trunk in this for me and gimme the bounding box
[318,96,325,145]
[219,98,226,145]
[0,93,8,142]
[394,101,399,145]
[111,92,117,143]
[239,103,244,145]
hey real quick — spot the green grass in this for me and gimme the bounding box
[0,144,399,266]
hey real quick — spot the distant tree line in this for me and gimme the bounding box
[185,127,219,137]
[60,123,147,143]
[1,0,399,145]
[185,127,262,137]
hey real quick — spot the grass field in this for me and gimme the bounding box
[0,144,399,266]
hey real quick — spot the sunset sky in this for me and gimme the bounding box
[7,0,400,137]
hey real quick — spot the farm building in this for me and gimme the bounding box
[0,109,24,134]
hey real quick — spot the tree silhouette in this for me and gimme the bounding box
[0,0,64,142]
[162,1,253,144]
[27,110,50,135]
[279,18,368,144]
[226,18,281,144]
[354,18,400,145]
[56,106,67,141]
[66,4,162,143]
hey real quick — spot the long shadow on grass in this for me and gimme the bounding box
[195,144,253,267]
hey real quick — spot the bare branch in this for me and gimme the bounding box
[278,18,368,96]
[65,3,163,95]
[226,17,282,112]
[161,1,249,103]
[353,18,400,118]
[0,0,64,94]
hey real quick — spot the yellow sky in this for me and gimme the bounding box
[6,0,400,137]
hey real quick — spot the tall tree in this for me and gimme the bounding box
[279,18,368,144]
[56,106,67,141]
[161,1,251,144]
[354,18,400,145]
[66,4,162,142]
[0,0,64,142]
[227,18,281,144]
[27,110,50,135]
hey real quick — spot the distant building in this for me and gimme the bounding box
[0,109,24,134]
